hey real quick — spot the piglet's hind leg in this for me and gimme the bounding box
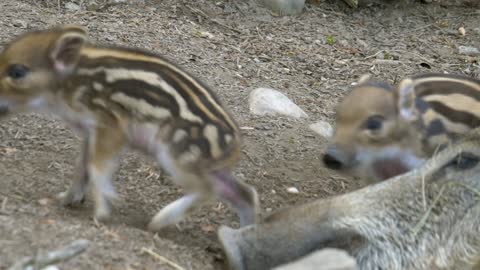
[212,170,259,227]
[148,193,209,232]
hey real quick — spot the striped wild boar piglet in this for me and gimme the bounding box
[0,25,259,231]
[322,73,480,183]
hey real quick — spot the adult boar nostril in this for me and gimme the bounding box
[322,153,344,170]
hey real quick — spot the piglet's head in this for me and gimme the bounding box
[0,25,87,108]
[323,76,426,183]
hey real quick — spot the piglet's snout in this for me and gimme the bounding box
[322,145,351,170]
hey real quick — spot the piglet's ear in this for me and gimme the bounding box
[49,26,87,76]
[396,78,418,122]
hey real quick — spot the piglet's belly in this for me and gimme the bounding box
[126,123,161,152]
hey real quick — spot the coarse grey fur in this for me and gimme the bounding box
[218,128,480,270]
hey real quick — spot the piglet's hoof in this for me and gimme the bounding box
[56,190,86,207]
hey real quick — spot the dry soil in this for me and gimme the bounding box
[0,0,479,269]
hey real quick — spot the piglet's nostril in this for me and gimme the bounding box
[322,153,344,170]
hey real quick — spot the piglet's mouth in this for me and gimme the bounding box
[372,158,411,180]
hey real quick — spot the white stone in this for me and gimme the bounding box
[273,248,357,270]
[309,121,333,138]
[249,88,308,119]
[286,187,299,194]
[41,266,60,270]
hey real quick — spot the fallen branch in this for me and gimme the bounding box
[141,247,185,270]
[8,239,91,270]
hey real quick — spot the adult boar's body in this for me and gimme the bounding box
[219,128,480,270]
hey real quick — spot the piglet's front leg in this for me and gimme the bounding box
[57,137,90,207]
[86,126,125,221]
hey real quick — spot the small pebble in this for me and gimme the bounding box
[286,187,299,194]
[38,198,52,206]
[198,31,214,39]
[65,2,81,12]
[309,121,333,138]
[459,46,480,56]
[12,19,27,28]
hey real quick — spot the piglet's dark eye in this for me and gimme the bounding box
[365,115,384,131]
[7,64,29,79]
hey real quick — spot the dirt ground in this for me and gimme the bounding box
[0,0,479,269]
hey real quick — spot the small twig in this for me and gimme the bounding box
[365,49,406,60]
[0,191,27,202]
[8,239,91,270]
[2,197,8,211]
[373,59,402,66]
[141,247,185,270]
[365,50,386,59]
[411,184,447,236]
[0,197,9,215]
[412,23,435,32]
[231,0,246,16]
[185,4,242,34]
[421,173,427,211]
[242,150,259,166]
[256,26,265,41]
[96,0,127,12]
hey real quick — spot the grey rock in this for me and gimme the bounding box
[249,88,308,119]
[273,248,357,270]
[309,121,333,138]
